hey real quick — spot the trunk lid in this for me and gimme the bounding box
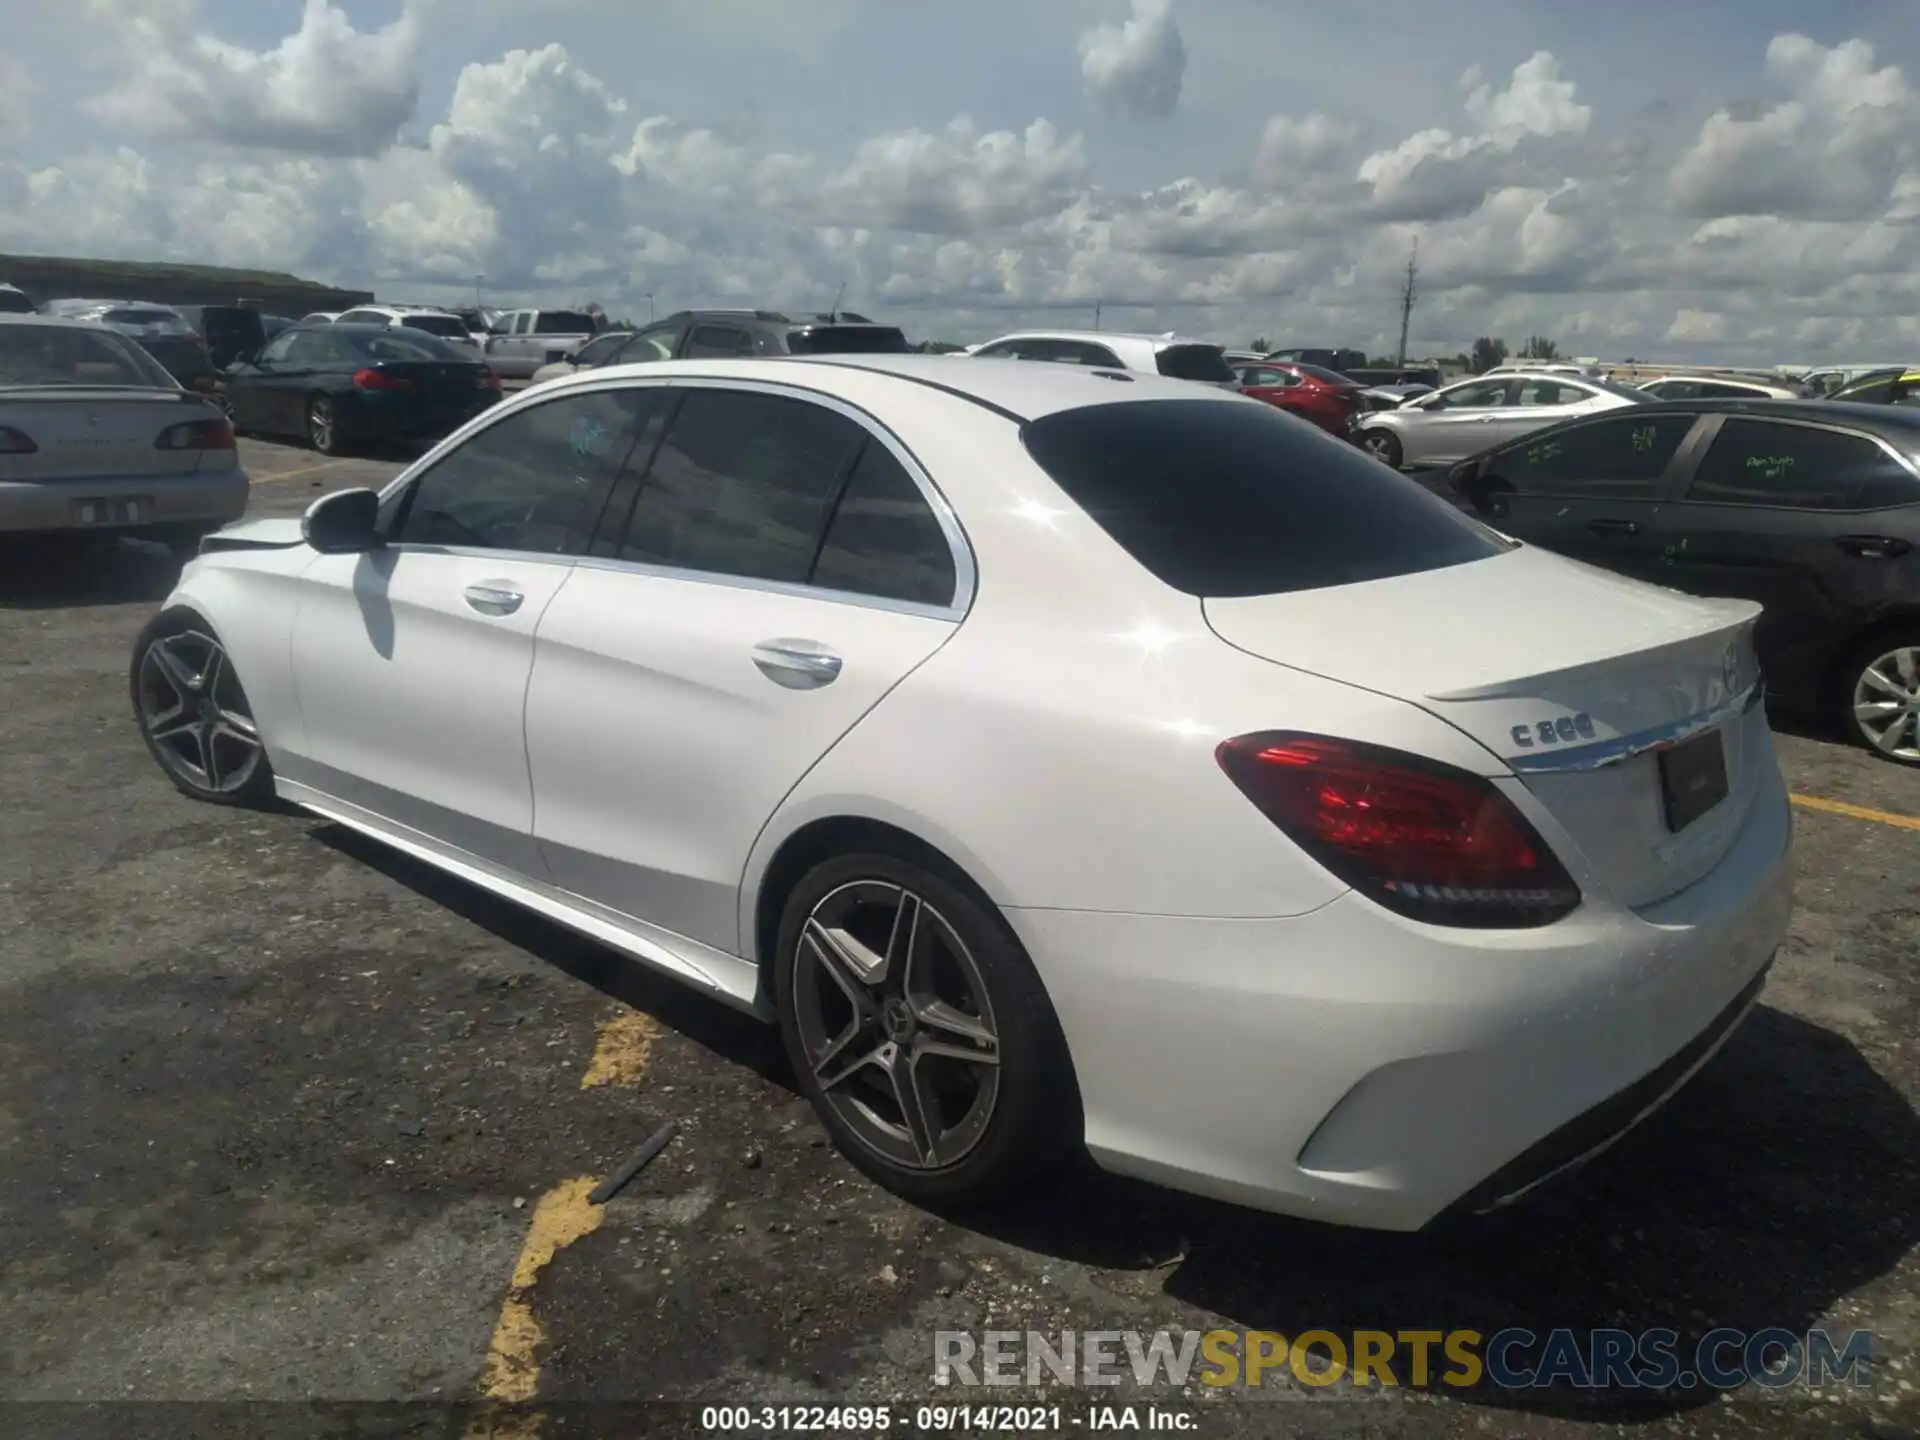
[369,362,489,397]
[0,388,213,479]
[1203,546,1766,909]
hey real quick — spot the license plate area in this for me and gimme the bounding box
[1658,729,1729,833]
[71,496,151,527]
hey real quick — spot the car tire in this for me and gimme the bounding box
[306,394,346,456]
[772,850,1080,1208]
[1840,631,1920,766]
[1357,429,1402,469]
[130,607,276,806]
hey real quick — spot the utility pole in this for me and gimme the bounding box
[1094,301,1102,331]
[1395,238,1418,369]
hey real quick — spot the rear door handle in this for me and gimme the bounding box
[752,639,843,689]
[1837,535,1912,560]
[463,581,525,616]
[1587,518,1640,536]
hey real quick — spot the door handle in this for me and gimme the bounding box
[463,581,525,616]
[1587,518,1640,537]
[1837,535,1912,560]
[752,639,843,689]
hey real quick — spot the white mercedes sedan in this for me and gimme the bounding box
[131,355,1793,1230]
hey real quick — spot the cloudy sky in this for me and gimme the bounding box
[4,0,1918,360]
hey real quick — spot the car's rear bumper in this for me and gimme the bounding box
[0,469,250,535]
[1007,759,1793,1231]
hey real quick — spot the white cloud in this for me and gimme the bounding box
[84,0,423,158]
[1078,0,1186,121]
[1668,34,1917,221]
[0,56,34,145]
[824,119,1090,234]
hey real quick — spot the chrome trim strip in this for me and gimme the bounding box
[1505,678,1763,774]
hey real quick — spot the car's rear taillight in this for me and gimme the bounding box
[475,369,501,391]
[156,417,235,450]
[1215,732,1581,927]
[0,425,37,454]
[353,368,411,390]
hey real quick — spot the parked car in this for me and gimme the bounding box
[1233,361,1365,436]
[1352,371,1651,470]
[222,323,502,455]
[1262,346,1367,376]
[0,314,247,555]
[298,312,341,326]
[1637,374,1805,401]
[0,283,37,314]
[333,304,481,353]
[1800,364,1908,398]
[968,330,1239,388]
[1830,369,1920,408]
[1345,366,1444,390]
[132,354,1790,1229]
[1448,399,1920,765]
[527,309,913,385]
[175,305,270,370]
[482,308,602,379]
[53,300,222,391]
[262,315,296,340]
[1356,383,1434,412]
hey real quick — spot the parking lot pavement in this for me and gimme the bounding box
[1,438,1916,1438]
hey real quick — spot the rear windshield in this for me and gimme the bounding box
[1589,377,1655,402]
[401,314,470,337]
[338,328,472,362]
[1020,399,1508,598]
[534,312,596,334]
[0,323,179,388]
[1154,344,1237,383]
[101,309,184,327]
[785,325,911,355]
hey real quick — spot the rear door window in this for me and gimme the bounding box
[1683,419,1917,510]
[616,388,867,583]
[1489,413,1698,499]
[535,312,596,335]
[1154,345,1237,383]
[1432,379,1512,409]
[1020,399,1508,598]
[810,443,958,607]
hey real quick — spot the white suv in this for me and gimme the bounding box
[964,330,1240,388]
[332,305,479,350]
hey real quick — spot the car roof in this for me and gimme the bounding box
[0,312,125,332]
[978,329,1218,349]
[551,352,1244,422]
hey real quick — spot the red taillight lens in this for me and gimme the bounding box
[155,417,235,451]
[1216,732,1581,927]
[353,368,410,390]
[0,425,37,454]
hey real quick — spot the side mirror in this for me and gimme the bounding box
[302,487,383,554]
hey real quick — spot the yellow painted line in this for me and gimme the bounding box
[579,1010,661,1090]
[473,1177,606,1404]
[465,1008,663,1433]
[1791,793,1920,832]
[246,458,352,486]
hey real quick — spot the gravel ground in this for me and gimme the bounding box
[0,439,1916,1440]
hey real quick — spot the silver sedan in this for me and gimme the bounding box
[1352,373,1651,470]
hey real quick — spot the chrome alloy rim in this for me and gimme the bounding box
[791,881,1000,1170]
[308,398,334,451]
[137,631,262,792]
[1853,646,1920,761]
[1360,431,1395,459]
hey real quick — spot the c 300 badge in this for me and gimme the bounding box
[1511,712,1597,748]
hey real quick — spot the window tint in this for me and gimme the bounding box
[617,389,866,583]
[280,331,337,364]
[1020,399,1507,598]
[343,329,471,362]
[392,389,655,553]
[1064,341,1125,368]
[1514,379,1587,407]
[1240,367,1294,388]
[1686,419,1916,510]
[401,314,469,338]
[1892,382,1920,410]
[535,312,595,334]
[337,311,383,325]
[625,326,681,362]
[1839,381,1895,405]
[784,326,912,355]
[1490,413,1697,499]
[1696,381,1763,399]
[971,341,1020,359]
[810,443,957,607]
[684,325,755,358]
[257,332,300,364]
[1154,345,1237,383]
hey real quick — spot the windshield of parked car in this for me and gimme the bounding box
[335,327,474,363]
[784,325,912,354]
[0,323,180,388]
[1021,399,1510,598]
[534,312,596,334]
[400,314,471,338]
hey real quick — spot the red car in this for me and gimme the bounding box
[1234,362,1364,437]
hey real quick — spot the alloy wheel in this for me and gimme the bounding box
[308,398,335,453]
[136,630,263,794]
[1360,431,1399,465]
[790,880,1001,1171]
[1852,645,1920,761]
